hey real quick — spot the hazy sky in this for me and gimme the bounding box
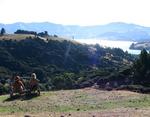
[0,0,150,26]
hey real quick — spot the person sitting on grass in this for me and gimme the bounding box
[11,76,25,96]
[29,73,39,91]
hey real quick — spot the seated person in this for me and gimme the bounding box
[29,73,39,91]
[11,76,25,95]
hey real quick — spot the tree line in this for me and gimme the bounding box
[0,28,49,37]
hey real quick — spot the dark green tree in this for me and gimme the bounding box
[44,31,48,36]
[0,28,6,35]
[133,49,149,84]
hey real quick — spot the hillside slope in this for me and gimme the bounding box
[0,34,136,94]
[130,42,150,50]
[0,35,133,76]
[0,88,150,117]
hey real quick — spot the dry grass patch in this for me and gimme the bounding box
[0,88,150,116]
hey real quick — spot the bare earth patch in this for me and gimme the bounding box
[0,88,150,117]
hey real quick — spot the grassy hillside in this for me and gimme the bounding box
[0,34,35,41]
[0,34,74,42]
[0,34,136,94]
[0,88,150,117]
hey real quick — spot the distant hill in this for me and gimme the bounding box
[130,42,150,50]
[1,22,150,41]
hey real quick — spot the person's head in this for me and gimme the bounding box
[31,73,36,79]
[15,76,20,81]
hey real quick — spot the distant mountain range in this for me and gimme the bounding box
[1,22,150,41]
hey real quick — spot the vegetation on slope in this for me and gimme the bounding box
[81,49,150,93]
[0,28,149,94]
[0,33,135,94]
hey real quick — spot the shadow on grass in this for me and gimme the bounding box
[3,94,21,102]
[3,93,39,102]
[22,93,39,100]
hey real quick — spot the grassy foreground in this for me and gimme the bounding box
[0,88,150,117]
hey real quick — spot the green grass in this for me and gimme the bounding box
[0,95,8,101]
[45,96,150,112]
[0,89,150,114]
[0,106,20,113]
[97,96,150,110]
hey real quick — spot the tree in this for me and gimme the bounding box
[37,31,49,37]
[133,49,149,84]
[14,29,36,35]
[44,31,48,36]
[0,28,6,35]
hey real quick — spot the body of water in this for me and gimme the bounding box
[75,39,141,55]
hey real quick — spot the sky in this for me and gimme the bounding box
[0,0,150,26]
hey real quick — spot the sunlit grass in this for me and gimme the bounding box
[0,89,150,114]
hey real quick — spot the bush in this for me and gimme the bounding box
[0,83,9,95]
